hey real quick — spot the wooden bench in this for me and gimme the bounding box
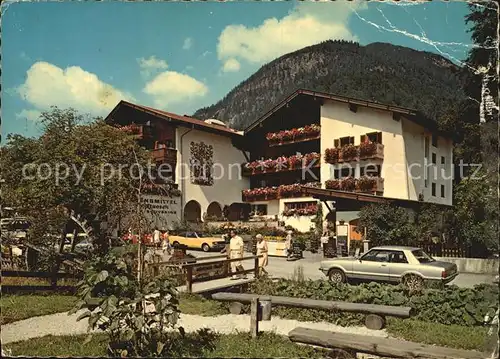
[288,327,485,359]
[211,292,411,330]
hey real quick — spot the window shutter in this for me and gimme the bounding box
[377,132,382,144]
[334,139,340,148]
[350,136,355,144]
[361,135,367,143]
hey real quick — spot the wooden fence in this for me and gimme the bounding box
[146,254,261,293]
[1,270,82,294]
[422,243,469,258]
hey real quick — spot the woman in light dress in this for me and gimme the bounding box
[255,234,268,276]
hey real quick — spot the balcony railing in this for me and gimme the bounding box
[118,124,153,140]
[242,182,320,202]
[151,147,177,163]
[266,124,321,147]
[242,153,320,176]
[325,176,384,195]
[324,142,384,164]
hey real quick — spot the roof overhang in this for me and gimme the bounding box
[105,101,242,139]
[301,186,452,210]
[244,89,451,139]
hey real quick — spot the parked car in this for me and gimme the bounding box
[169,231,226,252]
[319,245,458,289]
[52,234,94,253]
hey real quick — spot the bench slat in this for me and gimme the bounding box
[288,327,485,359]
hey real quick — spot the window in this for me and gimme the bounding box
[431,183,436,196]
[335,167,355,179]
[411,249,435,263]
[361,249,391,262]
[431,134,438,147]
[339,136,355,147]
[441,156,445,165]
[250,204,267,216]
[440,184,445,198]
[360,164,381,177]
[388,251,408,264]
[424,136,430,158]
[361,132,383,144]
[432,153,437,164]
[285,201,317,211]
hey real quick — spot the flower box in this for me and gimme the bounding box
[266,124,321,146]
[242,182,320,202]
[340,177,356,192]
[325,179,341,190]
[339,144,359,162]
[359,142,384,160]
[324,148,340,164]
[355,176,384,194]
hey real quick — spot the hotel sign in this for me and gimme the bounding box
[140,194,181,230]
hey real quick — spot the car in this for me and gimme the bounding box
[319,245,458,289]
[52,234,93,253]
[169,231,226,252]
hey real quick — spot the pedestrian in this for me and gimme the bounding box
[255,234,268,276]
[229,229,246,279]
[285,230,293,260]
[153,227,161,248]
[161,230,171,254]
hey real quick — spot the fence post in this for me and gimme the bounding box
[250,297,259,338]
[254,256,259,278]
[185,266,193,293]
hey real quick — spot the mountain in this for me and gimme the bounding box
[193,41,467,130]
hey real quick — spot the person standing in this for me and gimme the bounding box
[153,227,161,248]
[229,230,245,279]
[255,234,268,276]
[161,230,171,254]
[285,230,293,260]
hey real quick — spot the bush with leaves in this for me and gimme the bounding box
[249,278,498,327]
[71,245,191,357]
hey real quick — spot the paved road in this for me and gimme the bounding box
[186,250,495,288]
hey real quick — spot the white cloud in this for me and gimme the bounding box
[217,1,366,66]
[137,55,169,78]
[143,71,208,107]
[138,56,169,70]
[15,109,41,122]
[17,61,134,115]
[222,58,241,73]
[183,37,193,50]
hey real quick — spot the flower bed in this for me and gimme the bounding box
[243,153,320,175]
[242,182,320,202]
[266,124,321,146]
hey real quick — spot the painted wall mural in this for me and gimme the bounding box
[189,141,214,186]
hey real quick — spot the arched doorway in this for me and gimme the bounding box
[206,201,223,220]
[184,200,201,223]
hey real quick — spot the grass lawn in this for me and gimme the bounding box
[5,332,327,358]
[387,318,489,351]
[0,295,77,325]
[178,293,228,316]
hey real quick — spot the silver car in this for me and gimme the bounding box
[319,245,458,289]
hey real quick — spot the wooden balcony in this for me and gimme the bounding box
[151,147,177,164]
[355,176,384,195]
[359,143,384,161]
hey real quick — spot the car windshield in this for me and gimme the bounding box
[412,249,435,263]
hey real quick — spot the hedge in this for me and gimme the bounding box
[249,278,498,327]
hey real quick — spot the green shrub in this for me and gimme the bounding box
[249,278,498,327]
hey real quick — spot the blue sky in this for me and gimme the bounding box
[2,0,473,139]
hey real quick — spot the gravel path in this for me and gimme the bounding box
[1,310,388,345]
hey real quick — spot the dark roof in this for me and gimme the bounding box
[244,89,446,137]
[300,186,452,209]
[105,101,242,137]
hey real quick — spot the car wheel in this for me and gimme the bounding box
[328,269,346,284]
[402,274,424,291]
[201,243,210,252]
[172,241,180,248]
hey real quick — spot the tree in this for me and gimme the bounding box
[357,204,417,247]
[0,107,153,249]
